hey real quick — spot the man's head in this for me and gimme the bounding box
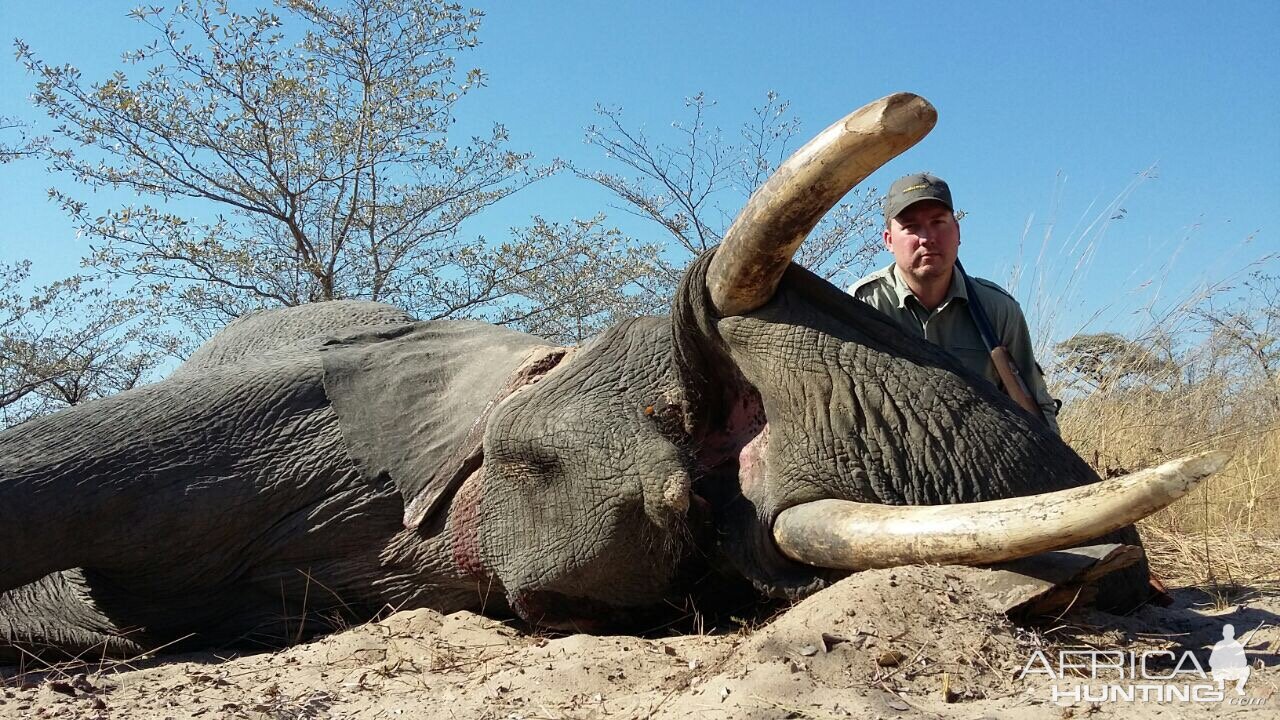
[882,173,960,287]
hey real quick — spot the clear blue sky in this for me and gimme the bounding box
[2,1,1277,348]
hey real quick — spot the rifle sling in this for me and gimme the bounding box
[954,259,1002,353]
[954,260,1042,419]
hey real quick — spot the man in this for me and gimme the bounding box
[849,173,1060,433]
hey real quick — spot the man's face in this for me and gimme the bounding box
[883,200,960,285]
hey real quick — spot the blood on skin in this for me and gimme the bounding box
[736,423,770,495]
[449,467,487,580]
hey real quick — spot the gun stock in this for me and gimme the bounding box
[990,345,1042,418]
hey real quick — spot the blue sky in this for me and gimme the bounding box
[2,1,1277,349]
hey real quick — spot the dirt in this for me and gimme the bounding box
[2,566,1276,719]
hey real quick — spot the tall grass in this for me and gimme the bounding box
[1002,173,1279,591]
[1057,354,1279,590]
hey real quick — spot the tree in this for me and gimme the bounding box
[0,262,176,427]
[472,215,672,343]
[1053,331,1180,393]
[1191,271,1280,409]
[576,91,884,286]
[3,118,167,428]
[16,0,560,338]
[1199,272,1279,379]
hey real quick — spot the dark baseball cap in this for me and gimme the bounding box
[883,172,953,221]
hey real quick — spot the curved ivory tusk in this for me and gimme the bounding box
[706,93,937,317]
[772,451,1230,571]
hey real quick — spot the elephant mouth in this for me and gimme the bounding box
[770,451,1228,571]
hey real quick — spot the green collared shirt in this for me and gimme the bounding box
[849,263,1060,433]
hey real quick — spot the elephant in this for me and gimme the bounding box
[0,94,1221,662]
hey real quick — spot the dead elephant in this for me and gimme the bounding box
[0,94,1224,661]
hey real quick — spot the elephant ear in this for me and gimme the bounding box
[320,320,558,530]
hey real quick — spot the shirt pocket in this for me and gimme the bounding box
[946,344,997,385]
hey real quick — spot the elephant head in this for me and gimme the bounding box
[456,94,1221,628]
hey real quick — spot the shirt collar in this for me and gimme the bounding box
[888,262,968,312]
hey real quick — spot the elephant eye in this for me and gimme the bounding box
[499,444,563,484]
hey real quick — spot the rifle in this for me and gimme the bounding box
[954,260,1046,422]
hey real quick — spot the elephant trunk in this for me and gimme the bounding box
[772,451,1228,570]
[706,93,936,317]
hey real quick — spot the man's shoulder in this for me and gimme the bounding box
[970,276,1019,304]
[968,276,1029,323]
[848,264,896,297]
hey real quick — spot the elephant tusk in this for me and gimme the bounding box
[706,92,936,317]
[772,451,1230,571]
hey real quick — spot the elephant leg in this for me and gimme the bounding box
[0,570,147,665]
[0,569,353,662]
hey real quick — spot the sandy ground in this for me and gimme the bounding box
[2,566,1276,719]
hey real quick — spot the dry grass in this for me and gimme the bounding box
[1052,319,1279,594]
[1141,525,1279,594]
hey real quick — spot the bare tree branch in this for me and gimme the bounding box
[0,261,178,428]
[575,91,883,285]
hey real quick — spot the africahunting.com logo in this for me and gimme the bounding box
[1018,623,1269,706]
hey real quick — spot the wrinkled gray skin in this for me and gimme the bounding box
[0,253,1146,661]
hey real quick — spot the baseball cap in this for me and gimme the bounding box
[883,173,953,221]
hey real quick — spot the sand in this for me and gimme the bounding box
[3,566,1276,719]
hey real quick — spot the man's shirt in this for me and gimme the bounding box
[849,262,1060,433]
